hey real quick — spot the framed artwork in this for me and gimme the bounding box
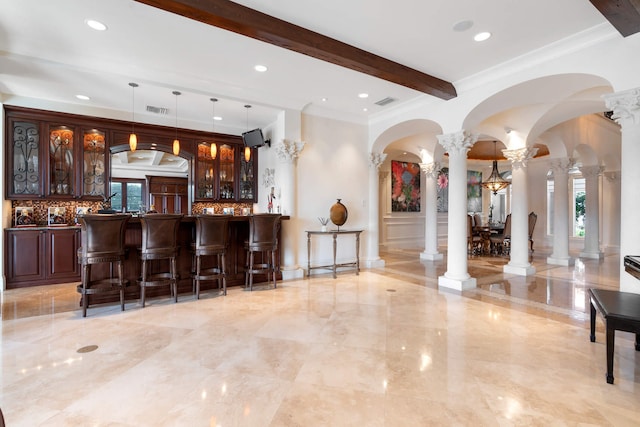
[391,160,421,212]
[437,168,449,212]
[467,170,482,212]
[48,206,67,226]
[15,206,35,227]
[436,168,483,212]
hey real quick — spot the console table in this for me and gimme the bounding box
[306,229,363,278]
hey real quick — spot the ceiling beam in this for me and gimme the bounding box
[589,0,640,37]
[134,0,457,100]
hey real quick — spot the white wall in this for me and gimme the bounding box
[294,114,370,267]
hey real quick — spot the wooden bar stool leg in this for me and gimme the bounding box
[221,253,227,295]
[249,251,254,291]
[172,257,178,303]
[141,260,147,308]
[272,250,277,288]
[118,261,125,311]
[82,264,90,318]
[195,255,201,300]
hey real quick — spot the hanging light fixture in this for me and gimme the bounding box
[210,97,218,159]
[128,82,138,152]
[481,141,510,195]
[172,90,181,156]
[244,104,252,162]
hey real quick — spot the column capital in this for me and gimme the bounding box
[549,157,573,175]
[369,152,387,169]
[275,139,305,163]
[503,146,538,170]
[604,87,640,126]
[420,161,441,179]
[579,164,604,178]
[437,130,478,157]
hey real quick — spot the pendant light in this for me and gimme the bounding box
[128,82,138,152]
[244,104,252,162]
[481,141,510,195]
[172,90,181,156]
[210,97,217,159]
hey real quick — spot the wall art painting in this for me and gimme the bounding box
[391,160,421,212]
[436,167,483,212]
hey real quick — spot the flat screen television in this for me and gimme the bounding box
[242,128,265,148]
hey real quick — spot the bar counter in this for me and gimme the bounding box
[86,214,288,304]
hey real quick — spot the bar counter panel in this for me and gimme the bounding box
[5,216,287,302]
[117,216,286,300]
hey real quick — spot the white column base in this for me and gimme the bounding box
[503,263,536,276]
[438,275,477,291]
[579,251,604,260]
[364,258,385,269]
[546,256,575,266]
[420,251,443,261]
[281,267,305,281]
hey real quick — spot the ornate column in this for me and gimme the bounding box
[274,139,305,279]
[603,171,621,253]
[366,152,386,268]
[420,162,443,260]
[503,146,537,276]
[605,88,640,293]
[437,130,477,291]
[547,158,574,266]
[579,165,604,259]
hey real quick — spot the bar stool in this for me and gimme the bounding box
[192,214,230,299]
[245,214,281,291]
[138,214,183,307]
[76,214,131,317]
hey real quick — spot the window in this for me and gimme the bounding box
[547,178,554,235]
[110,179,145,212]
[572,177,585,237]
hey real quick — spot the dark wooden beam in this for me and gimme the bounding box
[134,0,457,100]
[589,0,640,37]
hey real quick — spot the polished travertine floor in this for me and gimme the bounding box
[1,248,639,426]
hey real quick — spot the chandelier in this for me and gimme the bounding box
[481,141,510,195]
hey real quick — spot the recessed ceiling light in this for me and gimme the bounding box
[452,20,473,32]
[75,94,90,100]
[474,31,491,42]
[321,97,328,102]
[358,93,369,98]
[363,108,368,112]
[254,65,268,72]
[85,19,107,31]
[213,116,222,121]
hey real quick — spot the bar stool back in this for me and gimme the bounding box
[245,214,281,291]
[138,214,183,307]
[193,214,230,298]
[76,214,131,317]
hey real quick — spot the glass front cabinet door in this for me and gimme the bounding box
[195,141,216,200]
[81,128,107,199]
[239,146,256,201]
[47,124,75,198]
[219,143,235,200]
[8,118,42,198]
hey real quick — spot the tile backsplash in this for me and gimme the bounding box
[11,200,102,227]
[10,200,254,227]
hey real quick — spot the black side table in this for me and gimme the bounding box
[588,288,640,384]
